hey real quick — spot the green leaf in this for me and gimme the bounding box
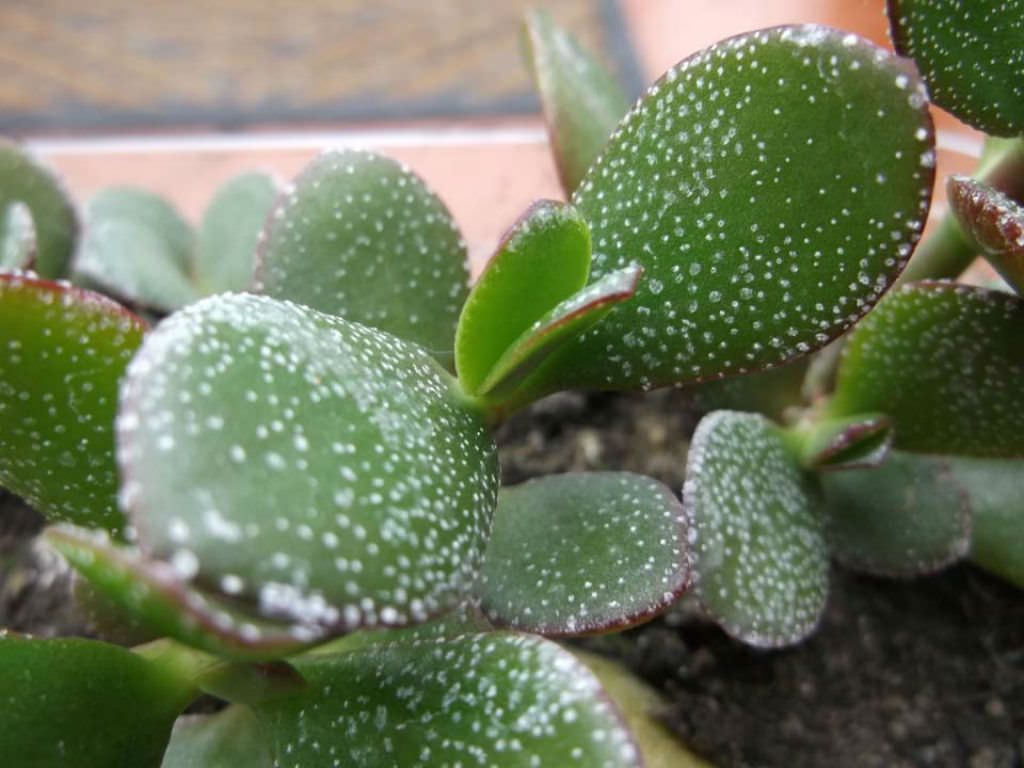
[478,263,642,409]
[887,0,1024,136]
[476,472,690,636]
[829,283,1024,458]
[689,357,809,423]
[523,9,631,193]
[0,274,146,534]
[0,633,193,768]
[196,172,278,294]
[254,149,470,367]
[947,175,1024,295]
[683,410,828,647]
[74,187,200,312]
[252,632,642,767]
[0,140,78,279]
[820,451,970,576]
[118,293,498,634]
[0,201,36,271]
[795,412,892,471]
[945,457,1024,588]
[455,199,591,394]
[162,707,273,768]
[536,25,935,392]
[46,525,327,660]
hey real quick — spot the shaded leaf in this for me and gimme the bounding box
[46,525,326,660]
[887,0,1024,135]
[796,412,892,471]
[0,633,193,768]
[523,9,631,193]
[0,140,78,279]
[252,632,642,768]
[196,172,278,294]
[683,410,828,647]
[829,283,1024,457]
[254,149,469,367]
[689,357,809,423]
[947,175,1024,294]
[477,472,690,636]
[0,274,146,534]
[820,451,970,576]
[74,187,200,312]
[162,707,273,768]
[538,25,935,391]
[0,201,36,270]
[118,293,498,634]
[456,199,590,394]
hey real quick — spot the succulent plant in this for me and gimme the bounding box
[0,5,1021,767]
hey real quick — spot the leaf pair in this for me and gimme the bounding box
[75,174,278,313]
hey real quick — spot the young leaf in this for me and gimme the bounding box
[252,632,642,768]
[46,525,326,660]
[162,707,273,768]
[0,201,36,270]
[684,410,828,647]
[118,293,498,634]
[254,149,470,367]
[0,633,193,768]
[538,25,935,392]
[0,274,146,534]
[455,200,591,394]
[74,187,200,312]
[196,172,278,295]
[523,9,631,193]
[829,283,1024,458]
[476,472,690,636]
[820,451,970,576]
[795,413,892,471]
[0,140,78,279]
[947,175,1024,294]
[887,0,1024,136]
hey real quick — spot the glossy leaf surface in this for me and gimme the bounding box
[798,413,892,471]
[948,175,1024,294]
[543,25,935,391]
[477,472,690,636]
[887,0,1024,135]
[254,150,469,367]
[829,283,1024,457]
[119,293,498,634]
[820,451,970,576]
[162,707,273,768]
[0,140,77,278]
[0,633,191,768]
[684,410,828,647]
[523,9,631,193]
[456,199,590,394]
[253,632,641,768]
[0,201,35,270]
[0,274,146,534]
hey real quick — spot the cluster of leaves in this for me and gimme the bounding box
[0,3,1021,766]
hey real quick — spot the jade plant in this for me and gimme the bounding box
[0,5,1020,766]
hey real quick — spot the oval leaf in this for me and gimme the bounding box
[829,283,1024,457]
[523,9,631,193]
[455,199,591,394]
[0,140,77,279]
[820,451,970,576]
[948,175,1024,294]
[477,472,690,636]
[537,25,934,392]
[0,274,146,534]
[254,149,470,367]
[196,172,279,295]
[0,633,192,768]
[0,201,36,271]
[253,632,642,768]
[162,707,273,768]
[118,293,498,634]
[887,0,1024,135]
[684,410,828,647]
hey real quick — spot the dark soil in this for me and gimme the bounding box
[497,391,1024,768]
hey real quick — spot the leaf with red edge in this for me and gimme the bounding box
[948,175,1024,294]
[796,413,892,471]
[476,472,690,636]
[0,274,146,534]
